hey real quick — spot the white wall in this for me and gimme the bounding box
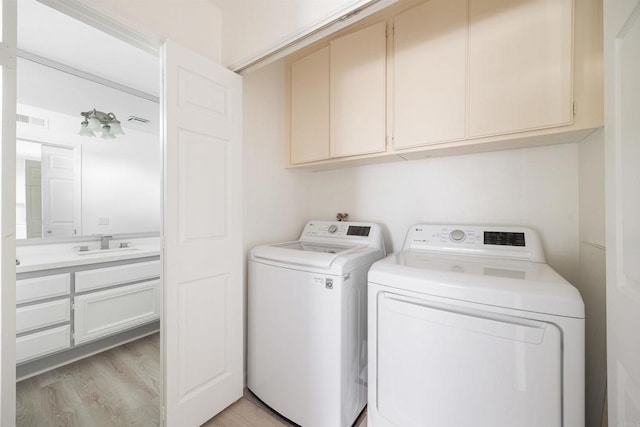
[578,128,607,427]
[74,0,222,63]
[309,146,581,283]
[243,60,312,251]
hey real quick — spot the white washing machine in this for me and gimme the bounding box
[248,220,386,427]
[368,224,584,427]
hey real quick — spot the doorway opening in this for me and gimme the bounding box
[15,1,162,425]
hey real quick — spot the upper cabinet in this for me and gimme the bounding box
[467,0,573,137]
[286,0,602,169]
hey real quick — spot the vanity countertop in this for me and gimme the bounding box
[16,240,160,274]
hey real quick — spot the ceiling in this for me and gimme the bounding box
[17,0,159,98]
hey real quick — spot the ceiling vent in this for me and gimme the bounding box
[16,113,49,129]
[127,116,150,124]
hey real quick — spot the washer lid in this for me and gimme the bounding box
[368,251,584,318]
[252,241,367,269]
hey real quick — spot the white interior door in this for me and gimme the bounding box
[0,0,17,425]
[162,39,243,427]
[41,145,77,237]
[605,0,640,425]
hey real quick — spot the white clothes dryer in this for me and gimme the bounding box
[368,224,584,427]
[248,221,385,427]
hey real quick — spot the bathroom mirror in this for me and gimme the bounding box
[15,55,161,241]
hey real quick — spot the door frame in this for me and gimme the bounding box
[1,0,164,424]
[1,0,18,424]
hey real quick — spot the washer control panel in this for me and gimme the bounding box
[404,224,544,262]
[299,221,385,251]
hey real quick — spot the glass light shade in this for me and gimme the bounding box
[78,120,95,137]
[87,116,102,131]
[109,121,124,135]
[101,124,116,140]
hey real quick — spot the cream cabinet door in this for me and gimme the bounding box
[393,0,467,149]
[468,0,573,137]
[290,47,330,164]
[330,22,387,158]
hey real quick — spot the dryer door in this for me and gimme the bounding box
[376,292,562,427]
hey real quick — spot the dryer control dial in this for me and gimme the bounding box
[328,224,338,234]
[449,229,466,242]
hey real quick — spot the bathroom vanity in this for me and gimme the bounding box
[15,244,160,380]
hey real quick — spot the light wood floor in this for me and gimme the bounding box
[204,389,368,427]
[17,333,367,427]
[16,333,161,427]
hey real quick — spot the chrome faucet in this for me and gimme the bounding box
[100,235,113,250]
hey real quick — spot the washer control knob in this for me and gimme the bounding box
[450,229,466,242]
[328,224,338,234]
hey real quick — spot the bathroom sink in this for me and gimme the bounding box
[77,247,142,256]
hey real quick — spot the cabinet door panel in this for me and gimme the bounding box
[330,22,387,157]
[16,299,70,334]
[16,325,71,364]
[290,47,330,164]
[16,273,70,304]
[75,260,160,293]
[393,0,467,148]
[468,0,573,137]
[74,280,160,344]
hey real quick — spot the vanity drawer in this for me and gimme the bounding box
[16,299,71,334]
[74,279,160,344]
[16,325,71,363]
[75,260,161,293]
[16,273,71,304]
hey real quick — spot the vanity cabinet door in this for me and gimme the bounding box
[290,46,330,164]
[393,0,467,149]
[467,0,573,137]
[330,21,387,158]
[74,279,160,344]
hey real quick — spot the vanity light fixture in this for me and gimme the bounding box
[79,109,124,139]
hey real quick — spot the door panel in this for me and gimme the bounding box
[377,293,562,427]
[605,0,640,425]
[41,145,77,237]
[468,0,573,137]
[330,22,386,158]
[163,39,243,427]
[290,46,330,164]
[393,0,467,148]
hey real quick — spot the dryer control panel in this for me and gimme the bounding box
[405,224,545,262]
